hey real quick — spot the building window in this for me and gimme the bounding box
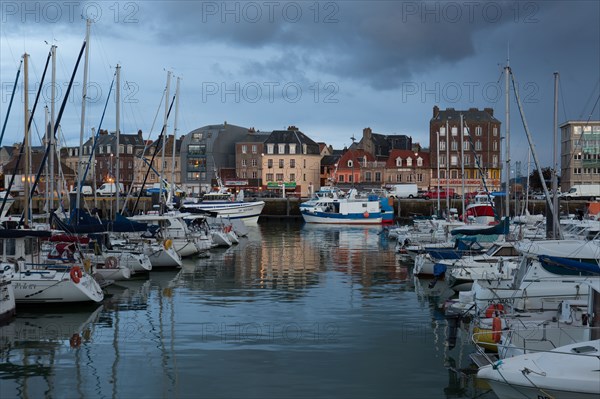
[574,168,581,175]
[251,159,257,167]
[464,141,470,150]
[493,126,498,136]
[241,159,247,167]
[475,126,482,136]
[267,144,274,154]
[451,155,458,166]
[188,145,206,155]
[348,160,353,168]
[475,141,482,151]
[440,170,446,179]
[375,172,381,182]
[348,174,353,183]
[440,141,446,151]
[278,144,285,154]
[440,126,446,136]
[119,144,124,154]
[289,144,296,154]
[252,171,257,178]
[493,155,498,167]
[279,159,284,168]
[251,145,257,154]
[266,173,274,181]
[288,173,294,182]
[417,158,423,167]
[451,170,458,179]
[407,174,413,182]
[99,146,103,154]
[451,141,458,151]
[493,141,498,151]
[290,159,296,168]
[439,155,446,167]
[267,159,273,168]
[451,126,457,136]
[464,155,470,165]
[192,132,203,140]
[338,175,344,182]
[574,153,582,160]
[365,172,372,182]
[407,157,413,167]
[417,173,423,182]
[396,174,402,182]
[241,171,247,178]
[276,173,283,181]
[396,157,402,167]
[463,127,468,136]
[241,145,247,154]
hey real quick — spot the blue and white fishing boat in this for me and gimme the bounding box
[300,189,382,224]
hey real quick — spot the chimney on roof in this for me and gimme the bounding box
[446,108,455,111]
[99,129,108,135]
[469,107,478,112]
[433,105,439,118]
[484,107,494,116]
[287,125,298,131]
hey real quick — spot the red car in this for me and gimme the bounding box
[422,188,457,200]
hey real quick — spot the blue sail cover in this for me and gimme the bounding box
[539,255,600,276]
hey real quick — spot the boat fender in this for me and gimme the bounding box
[164,239,173,250]
[363,212,369,218]
[3,265,10,272]
[70,266,83,284]
[70,333,82,348]
[492,316,502,343]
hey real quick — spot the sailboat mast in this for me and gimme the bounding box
[445,120,449,218]
[436,130,440,215]
[23,53,30,226]
[170,76,180,200]
[504,59,511,218]
[160,71,171,213]
[460,114,465,218]
[76,19,91,212]
[44,106,50,203]
[49,45,56,211]
[552,72,560,238]
[115,64,121,214]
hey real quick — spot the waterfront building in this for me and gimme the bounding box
[560,120,600,191]
[429,106,502,195]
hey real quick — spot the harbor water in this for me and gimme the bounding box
[0,222,497,398]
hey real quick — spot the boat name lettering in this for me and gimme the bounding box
[488,298,513,304]
[14,282,37,290]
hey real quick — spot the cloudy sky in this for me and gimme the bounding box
[1,1,599,173]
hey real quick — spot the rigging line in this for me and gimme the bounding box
[558,76,569,122]
[0,60,22,147]
[18,40,87,226]
[1,49,52,217]
[0,26,19,69]
[578,78,600,120]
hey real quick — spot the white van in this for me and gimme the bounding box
[70,185,93,196]
[560,184,600,200]
[387,184,418,199]
[97,183,124,196]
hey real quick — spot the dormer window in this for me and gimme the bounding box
[417,157,423,167]
[347,160,353,168]
[267,144,274,154]
[278,144,285,154]
[289,144,296,154]
[395,157,402,167]
[407,157,413,167]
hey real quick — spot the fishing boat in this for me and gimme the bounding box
[300,189,382,225]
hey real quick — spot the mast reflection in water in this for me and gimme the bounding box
[0,222,496,398]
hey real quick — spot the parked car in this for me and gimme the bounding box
[416,190,427,199]
[422,188,456,200]
[70,185,93,196]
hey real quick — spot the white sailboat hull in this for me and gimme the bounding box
[11,269,104,304]
[183,201,265,225]
[0,274,16,324]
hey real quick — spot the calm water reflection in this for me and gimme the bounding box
[0,222,496,399]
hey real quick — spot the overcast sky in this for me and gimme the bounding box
[1,1,599,173]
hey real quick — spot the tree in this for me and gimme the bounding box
[528,167,559,192]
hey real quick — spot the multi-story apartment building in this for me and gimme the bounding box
[261,126,321,196]
[429,106,502,194]
[560,120,600,190]
[384,149,431,190]
[180,123,254,195]
[235,128,270,190]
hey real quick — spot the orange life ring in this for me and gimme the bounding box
[492,316,502,343]
[70,266,82,284]
[363,211,370,218]
[485,303,505,318]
